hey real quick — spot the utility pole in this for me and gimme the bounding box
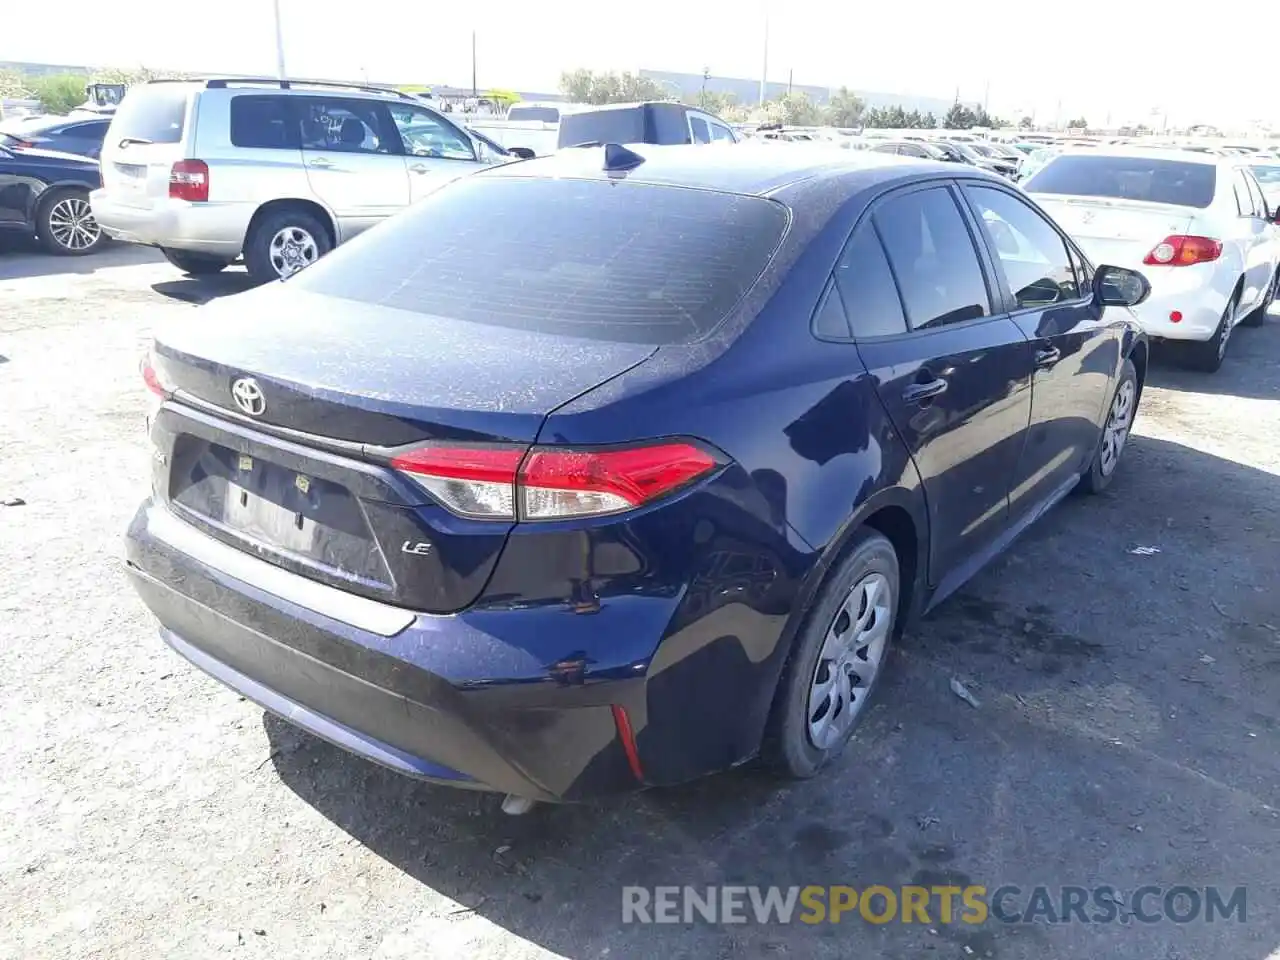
[272,0,287,80]
[701,67,709,109]
[787,68,793,96]
[759,9,769,106]
[471,30,478,98]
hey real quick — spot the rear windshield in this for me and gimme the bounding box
[110,85,189,144]
[507,105,559,123]
[1024,155,1217,208]
[558,109,643,148]
[293,176,789,345]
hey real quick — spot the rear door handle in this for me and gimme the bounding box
[308,157,334,169]
[1034,346,1061,369]
[409,163,431,174]
[902,378,948,403]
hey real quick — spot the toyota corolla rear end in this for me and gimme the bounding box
[1026,151,1235,341]
[124,167,795,801]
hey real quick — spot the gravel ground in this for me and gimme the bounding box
[2,239,1279,960]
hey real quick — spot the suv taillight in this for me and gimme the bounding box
[169,160,209,202]
[1143,235,1222,267]
[390,441,720,521]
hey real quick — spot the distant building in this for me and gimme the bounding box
[639,68,969,116]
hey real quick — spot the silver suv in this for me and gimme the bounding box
[90,78,519,283]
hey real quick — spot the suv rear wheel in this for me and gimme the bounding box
[160,248,233,276]
[36,188,104,256]
[245,208,331,284]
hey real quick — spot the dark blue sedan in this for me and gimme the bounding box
[125,145,1150,807]
[0,142,104,254]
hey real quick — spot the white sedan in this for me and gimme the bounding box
[1023,148,1280,371]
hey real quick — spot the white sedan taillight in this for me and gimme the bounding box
[390,441,719,521]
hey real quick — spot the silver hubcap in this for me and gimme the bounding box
[1099,378,1134,477]
[268,226,319,278]
[807,572,892,750]
[48,196,100,250]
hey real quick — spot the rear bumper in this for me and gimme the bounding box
[89,190,249,256]
[1125,268,1230,342]
[125,501,648,800]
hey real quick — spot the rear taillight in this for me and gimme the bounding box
[1143,235,1222,267]
[169,159,209,202]
[391,441,720,521]
[140,350,169,423]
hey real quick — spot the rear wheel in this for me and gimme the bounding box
[762,529,898,779]
[244,208,330,284]
[160,248,232,276]
[35,188,104,256]
[1183,292,1237,372]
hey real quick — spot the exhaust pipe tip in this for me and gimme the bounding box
[500,794,537,816]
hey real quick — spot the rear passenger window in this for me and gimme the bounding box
[833,224,908,338]
[690,117,712,144]
[873,187,990,330]
[812,284,852,338]
[965,186,1080,307]
[229,96,296,149]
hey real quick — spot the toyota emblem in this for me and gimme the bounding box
[230,377,266,417]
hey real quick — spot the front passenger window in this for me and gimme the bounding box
[873,187,990,329]
[964,186,1080,307]
[690,117,712,144]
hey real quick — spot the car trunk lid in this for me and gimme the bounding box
[1032,194,1198,269]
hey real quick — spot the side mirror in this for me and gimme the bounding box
[508,146,535,160]
[1094,264,1151,307]
[1270,207,1280,226]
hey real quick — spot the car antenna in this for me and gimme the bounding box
[602,143,645,172]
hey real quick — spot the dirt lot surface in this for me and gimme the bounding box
[2,240,1279,960]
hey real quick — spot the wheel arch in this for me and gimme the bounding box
[245,198,337,251]
[28,179,96,223]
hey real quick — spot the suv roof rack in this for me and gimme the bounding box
[147,77,416,101]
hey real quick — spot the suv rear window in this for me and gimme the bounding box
[1024,155,1217,209]
[110,85,189,144]
[558,109,643,148]
[293,176,789,345]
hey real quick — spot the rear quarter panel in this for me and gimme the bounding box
[508,182,930,782]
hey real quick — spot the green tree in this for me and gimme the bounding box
[28,74,89,114]
[1019,115,1034,129]
[693,89,737,118]
[944,102,979,129]
[0,69,31,99]
[824,86,865,128]
[921,111,938,129]
[1067,116,1088,130]
[559,69,670,105]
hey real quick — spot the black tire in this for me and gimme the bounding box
[1077,358,1138,495]
[762,529,899,779]
[1183,292,1237,373]
[160,247,232,276]
[1241,271,1276,327]
[34,187,104,256]
[243,207,331,285]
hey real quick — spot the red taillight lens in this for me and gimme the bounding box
[140,353,166,396]
[169,159,209,202]
[521,443,717,519]
[1143,235,1222,267]
[391,441,719,521]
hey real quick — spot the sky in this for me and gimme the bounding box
[7,0,1279,128]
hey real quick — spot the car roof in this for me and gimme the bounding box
[482,142,964,198]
